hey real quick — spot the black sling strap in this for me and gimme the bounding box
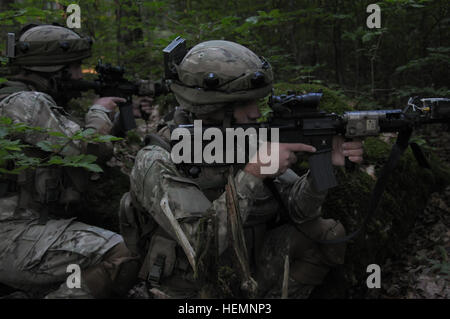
[268,127,414,245]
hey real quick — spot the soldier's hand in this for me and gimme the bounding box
[244,142,316,179]
[94,97,127,111]
[332,136,364,166]
[140,98,153,114]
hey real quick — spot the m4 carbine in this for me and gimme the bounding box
[174,94,449,243]
[176,94,450,191]
[60,60,169,134]
[266,93,450,191]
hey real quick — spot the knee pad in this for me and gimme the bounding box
[119,192,141,255]
[104,242,140,296]
[318,219,346,266]
[83,242,140,298]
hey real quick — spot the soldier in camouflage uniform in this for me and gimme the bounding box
[120,40,364,298]
[0,25,139,298]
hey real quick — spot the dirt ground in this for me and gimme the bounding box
[362,126,450,299]
[1,114,448,300]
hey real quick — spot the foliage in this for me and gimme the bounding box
[273,82,352,113]
[0,116,121,175]
[1,0,448,106]
[0,0,449,299]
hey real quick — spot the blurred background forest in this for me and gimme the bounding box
[1,0,449,106]
[1,0,450,299]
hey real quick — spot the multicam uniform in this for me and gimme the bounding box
[120,40,346,298]
[0,25,137,298]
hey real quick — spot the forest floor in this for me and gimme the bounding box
[361,186,450,298]
[0,112,448,300]
[364,127,450,299]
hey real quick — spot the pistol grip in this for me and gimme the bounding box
[344,138,356,172]
[308,151,337,192]
[118,102,137,132]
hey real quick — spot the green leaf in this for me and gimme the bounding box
[0,166,28,175]
[47,156,64,165]
[92,135,123,143]
[77,163,103,173]
[362,32,376,43]
[47,131,67,138]
[0,117,12,125]
[64,154,85,164]
[0,127,8,138]
[4,145,22,151]
[332,13,351,20]
[72,128,96,140]
[36,141,59,152]
[78,154,97,164]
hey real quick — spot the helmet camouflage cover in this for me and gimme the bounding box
[10,24,92,73]
[171,40,273,115]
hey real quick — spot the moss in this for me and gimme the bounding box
[268,82,450,297]
[314,134,450,297]
[363,137,392,163]
[259,82,352,122]
[74,165,130,233]
[273,82,352,114]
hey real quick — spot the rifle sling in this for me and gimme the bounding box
[267,127,413,245]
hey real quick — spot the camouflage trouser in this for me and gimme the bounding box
[0,198,124,298]
[119,191,346,299]
[256,218,346,298]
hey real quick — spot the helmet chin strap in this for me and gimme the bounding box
[11,68,82,106]
[10,71,54,96]
[223,108,234,128]
[50,68,83,106]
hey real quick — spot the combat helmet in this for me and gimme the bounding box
[9,24,92,73]
[170,40,273,116]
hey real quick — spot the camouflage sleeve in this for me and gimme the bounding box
[0,91,83,156]
[211,169,274,254]
[84,104,114,161]
[85,104,113,135]
[130,145,273,256]
[273,169,328,225]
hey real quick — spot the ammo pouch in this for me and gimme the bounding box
[139,234,177,286]
[34,167,62,203]
[119,192,157,256]
[15,166,85,221]
[35,167,83,206]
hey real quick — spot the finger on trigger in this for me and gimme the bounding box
[287,143,316,153]
[349,156,363,163]
[343,141,363,149]
[344,149,364,157]
[112,97,127,103]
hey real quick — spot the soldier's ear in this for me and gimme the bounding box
[19,24,39,37]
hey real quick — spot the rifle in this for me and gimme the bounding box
[60,60,170,134]
[176,94,449,191]
[268,93,450,190]
[173,94,450,242]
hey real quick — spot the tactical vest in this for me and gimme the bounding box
[0,80,33,101]
[0,80,88,220]
[127,108,280,293]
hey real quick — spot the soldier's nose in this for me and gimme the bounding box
[72,69,83,80]
[248,110,261,122]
